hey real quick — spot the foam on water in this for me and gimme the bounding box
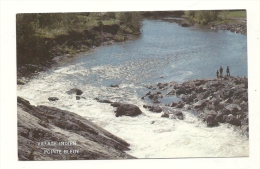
[17,66,249,158]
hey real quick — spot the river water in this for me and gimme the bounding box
[17,19,248,158]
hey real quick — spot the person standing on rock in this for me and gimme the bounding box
[226,66,230,76]
[216,70,219,78]
[219,66,223,77]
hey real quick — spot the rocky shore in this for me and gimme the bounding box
[210,23,247,34]
[17,96,135,160]
[141,76,249,137]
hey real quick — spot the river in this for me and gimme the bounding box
[17,19,248,158]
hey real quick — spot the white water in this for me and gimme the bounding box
[17,64,249,158]
[17,19,248,158]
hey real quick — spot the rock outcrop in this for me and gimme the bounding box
[17,97,135,160]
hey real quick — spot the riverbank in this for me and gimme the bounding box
[17,12,142,81]
[18,96,135,160]
[141,76,248,137]
[183,10,247,35]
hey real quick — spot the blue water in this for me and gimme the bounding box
[55,19,247,102]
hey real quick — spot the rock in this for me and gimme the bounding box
[223,114,241,126]
[182,94,196,104]
[17,80,25,85]
[157,82,168,89]
[216,113,225,123]
[143,105,152,109]
[161,113,169,118]
[224,104,241,115]
[66,88,83,95]
[171,102,179,107]
[205,115,218,127]
[76,96,80,100]
[48,97,59,101]
[149,106,163,113]
[97,99,113,104]
[176,102,184,108]
[176,87,186,95]
[17,97,135,160]
[110,84,119,88]
[181,23,190,27]
[115,104,142,117]
[153,99,160,103]
[111,102,122,107]
[173,110,184,120]
[193,100,207,109]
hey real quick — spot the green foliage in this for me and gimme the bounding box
[184,10,246,25]
[219,10,246,20]
[17,12,142,67]
[184,10,219,25]
[116,12,142,32]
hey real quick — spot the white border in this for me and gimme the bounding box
[0,1,259,169]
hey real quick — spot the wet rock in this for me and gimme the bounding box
[205,115,218,127]
[153,99,160,103]
[143,105,152,109]
[181,23,190,27]
[193,100,207,109]
[175,87,186,95]
[157,82,168,89]
[161,113,169,118]
[223,114,241,126]
[115,104,142,117]
[171,101,179,107]
[224,104,241,115]
[175,102,184,108]
[173,110,184,120]
[96,99,113,104]
[111,102,122,107]
[48,97,59,101]
[66,88,83,95]
[110,84,119,88]
[17,80,25,85]
[149,105,163,113]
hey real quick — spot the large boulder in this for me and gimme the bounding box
[66,88,83,95]
[115,104,142,117]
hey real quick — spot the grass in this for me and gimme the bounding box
[219,10,246,19]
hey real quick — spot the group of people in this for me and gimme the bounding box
[216,66,230,78]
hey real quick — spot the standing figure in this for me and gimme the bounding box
[226,66,230,76]
[219,66,223,77]
[216,70,219,78]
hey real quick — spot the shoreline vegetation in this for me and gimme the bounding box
[17,10,248,160]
